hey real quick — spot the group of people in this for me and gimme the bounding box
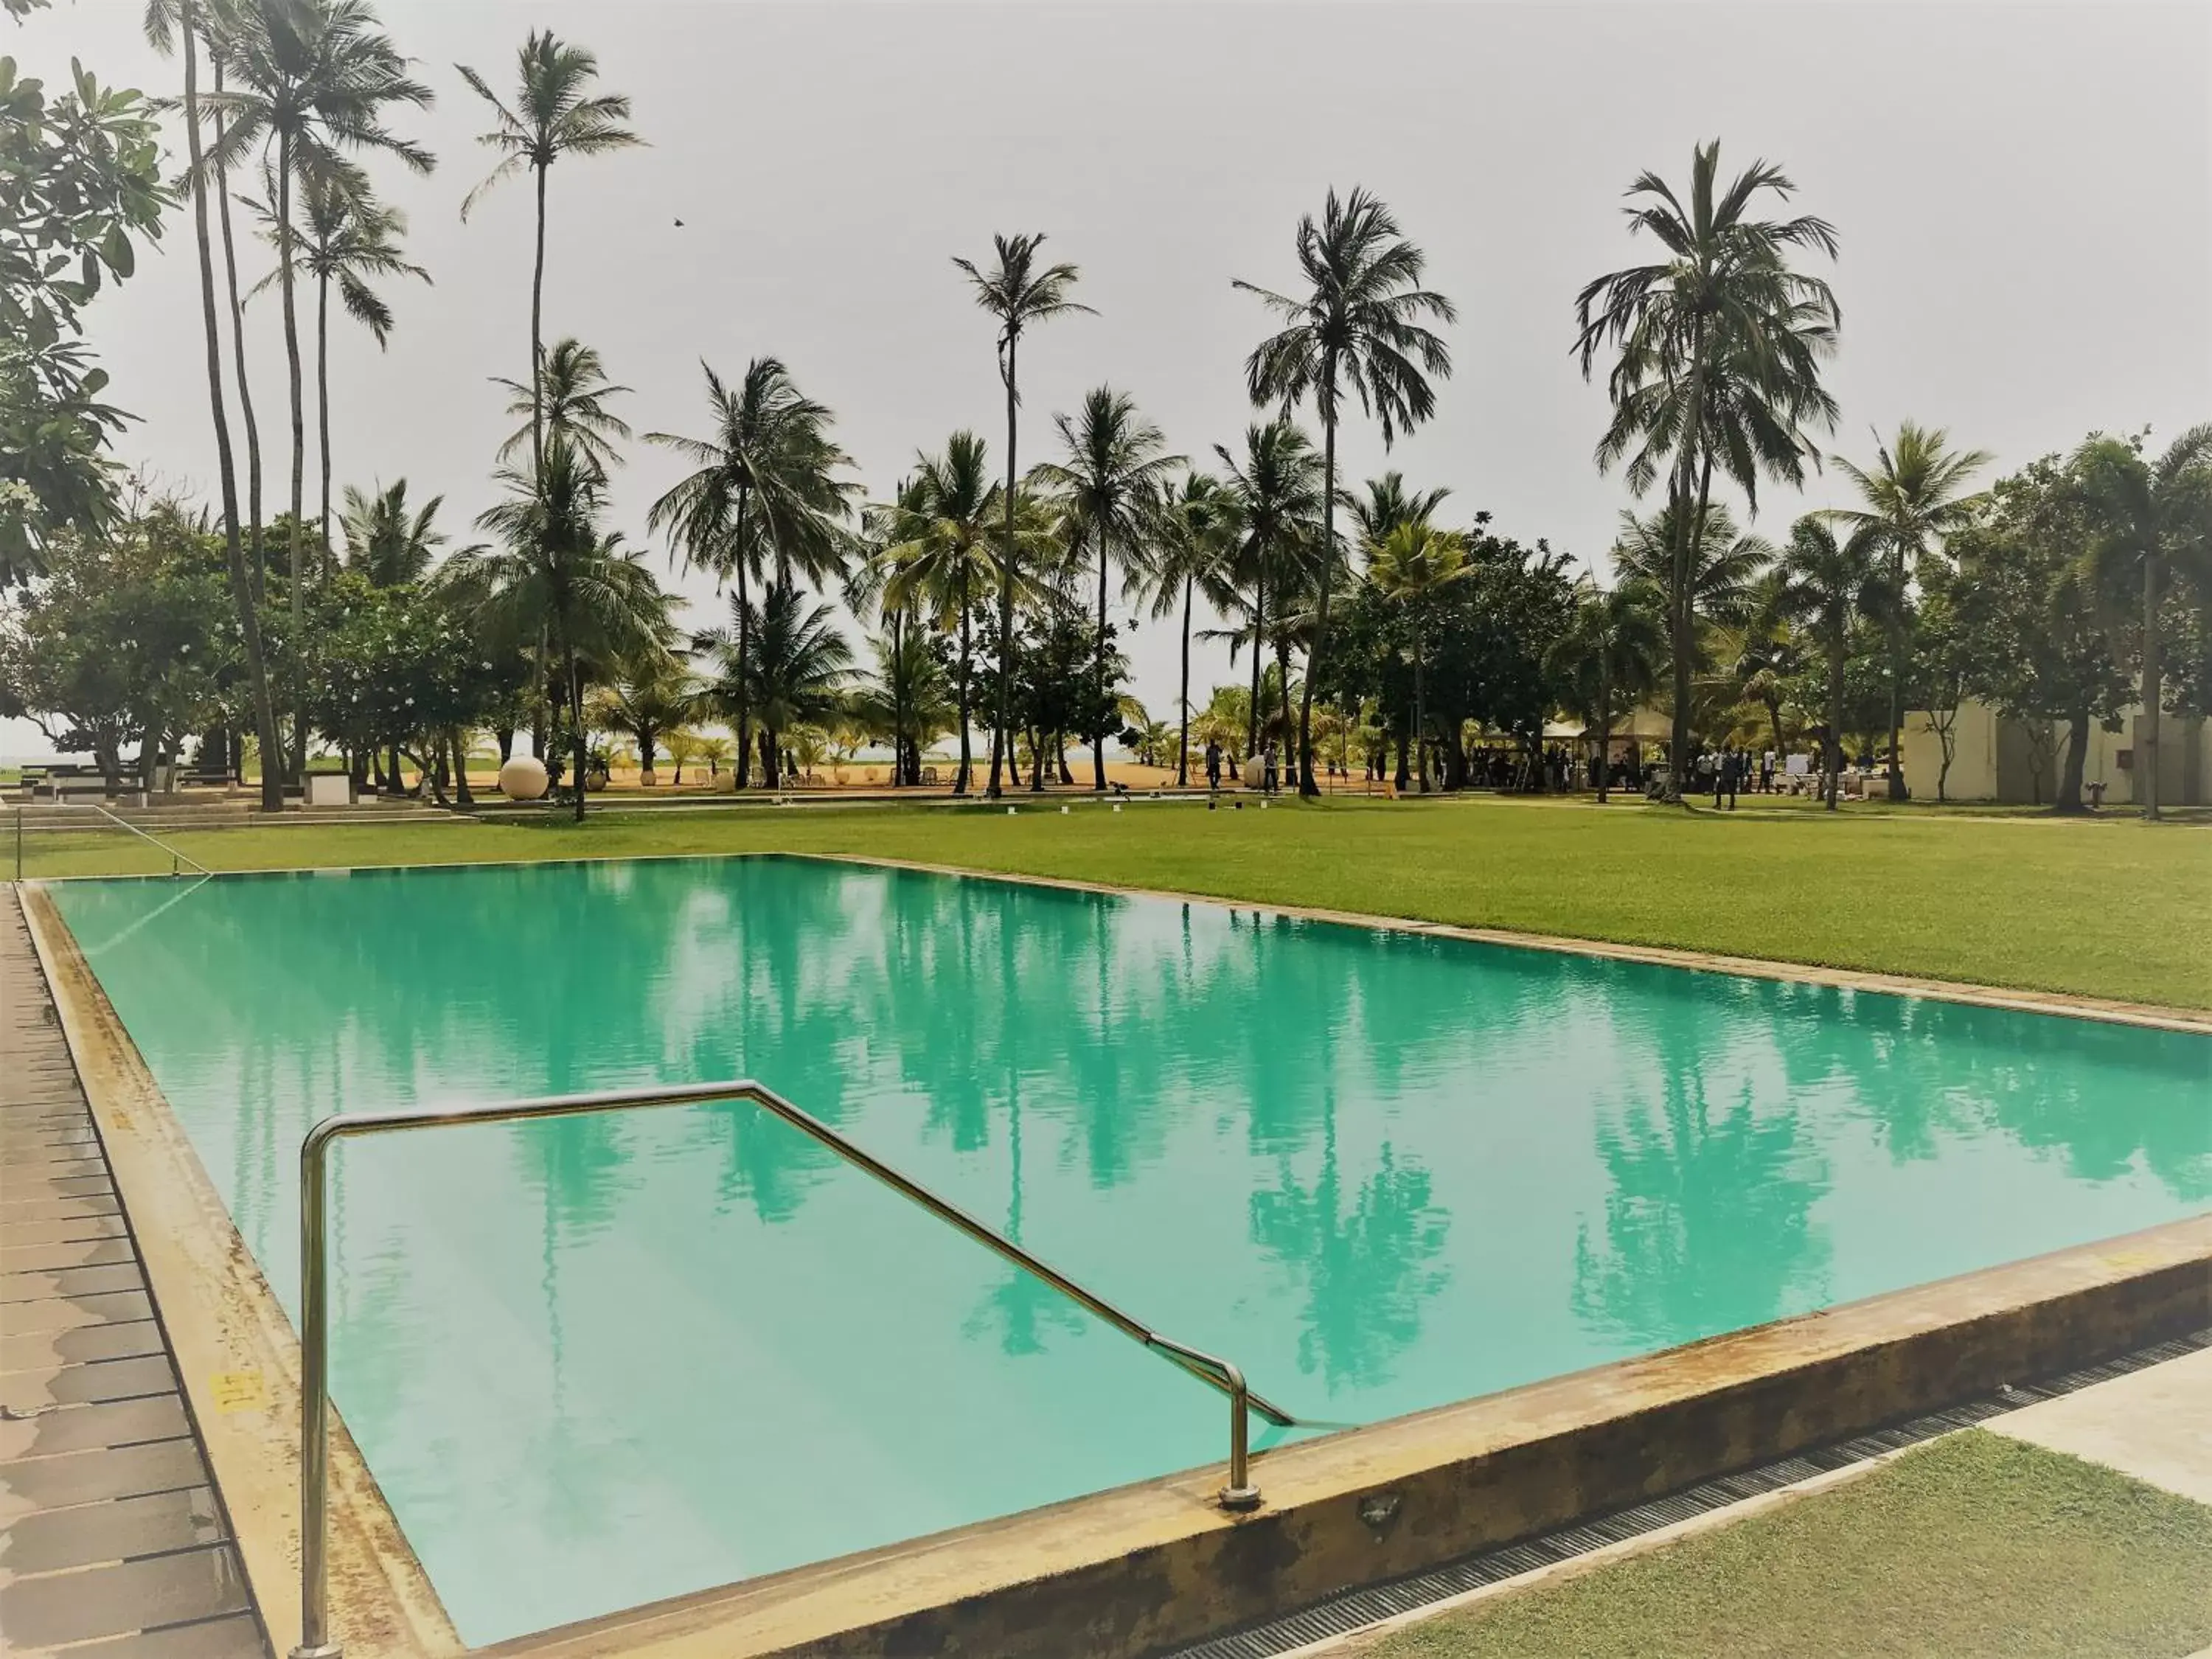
[1689,747,1787,807]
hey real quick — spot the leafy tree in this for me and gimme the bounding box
[1575,141,1840,799]
[1035,386,1179,787]
[2069,425,2212,819]
[1548,580,1666,801]
[457,29,639,476]
[951,232,1092,796]
[0,52,167,585]
[1907,572,1972,802]
[1366,523,1470,792]
[647,356,857,787]
[206,0,435,779]
[1830,422,1991,798]
[1237,186,1455,795]
[1773,515,1888,808]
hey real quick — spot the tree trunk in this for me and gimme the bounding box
[1247,563,1265,761]
[990,334,1019,798]
[451,728,475,809]
[530,161,548,476]
[1886,538,1909,800]
[210,63,265,606]
[1092,523,1109,791]
[956,566,973,793]
[758,727,779,790]
[182,4,284,813]
[1298,393,1338,796]
[2140,552,2162,821]
[1666,327,1712,804]
[279,131,307,787]
[316,265,332,580]
[568,653,587,822]
[1594,673,1613,804]
[1825,637,1845,812]
[2056,709,2090,813]
[1394,714,1411,792]
[731,484,754,788]
[1177,572,1193,787]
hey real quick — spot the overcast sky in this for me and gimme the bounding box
[6,0,2209,759]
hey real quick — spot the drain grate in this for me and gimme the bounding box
[1168,1326,2212,1659]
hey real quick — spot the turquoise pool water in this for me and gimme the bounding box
[50,857,2211,1644]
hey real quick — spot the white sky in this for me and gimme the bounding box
[6,0,2209,759]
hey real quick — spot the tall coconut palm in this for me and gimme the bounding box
[458,30,641,478]
[205,0,434,782]
[2068,425,2212,821]
[1573,140,1840,801]
[951,233,1093,796]
[246,160,427,572]
[1366,521,1471,793]
[696,586,852,789]
[494,336,630,478]
[1829,422,1991,799]
[1034,386,1181,788]
[155,0,285,810]
[1216,421,1326,762]
[1350,470,1452,546]
[1773,515,1888,810]
[1546,580,1666,803]
[464,437,672,821]
[646,357,857,787]
[1142,472,1243,785]
[340,479,442,586]
[1236,187,1455,796]
[872,437,998,793]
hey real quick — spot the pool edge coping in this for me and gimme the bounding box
[19,881,465,1659]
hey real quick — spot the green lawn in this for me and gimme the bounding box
[1361,1431,2212,1659]
[12,793,2211,1008]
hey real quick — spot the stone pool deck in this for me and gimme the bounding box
[0,886,267,1657]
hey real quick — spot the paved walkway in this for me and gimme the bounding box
[1988,1344,2212,1505]
[0,886,266,1656]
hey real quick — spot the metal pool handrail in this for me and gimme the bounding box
[85,801,212,879]
[291,1079,1286,1659]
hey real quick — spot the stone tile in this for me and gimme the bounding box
[0,1214,128,1250]
[15,1609,269,1659]
[0,1237,133,1275]
[0,1174,116,1205]
[0,1318,164,1374]
[0,1354,176,1412]
[0,1544,249,1646]
[0,1394,188,1462]
[0,1153,107,1181]
[0,1196,122,1226]
[0,1484,228,1579]
[0,1436,206,1518]
[1989,1346,2212,1506]
[1,1262,145,1304]
[0,1288,153,1335]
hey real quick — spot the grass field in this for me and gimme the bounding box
[13,793,2211,1008]
[1359,1431,2212,1659]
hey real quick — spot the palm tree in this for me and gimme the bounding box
[1236,187,1455,796]
[340,479,442,585]
[588,655,695,786]
[1573,141,1840,801]
[647,358,857,787]
[246,161,428,572]
[849,623,953,786]
[1774,515,1888,810]
[206,0,435,781]
[1216,421,1326,762]
[1547,580,1666,803]
[1610,503,1773,637]
[951,233,1093,796]
[1829,422,1991,799]
[1034,386,1181,788]
[2068,425,2212,820]
[154,0,285,811]
[1142,472,1242,785]
[696,586,852,788]
[462,437,673,821]
[494,336,630,478]
[1366,522,1472,793]
[1350,470,1453,546]
[457,30,641,478]
[872,437,1000,793]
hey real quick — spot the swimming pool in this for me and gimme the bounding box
[48,856,2212,1645]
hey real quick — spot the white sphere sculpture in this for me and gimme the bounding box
[498,756,550,801]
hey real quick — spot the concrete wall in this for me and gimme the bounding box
[1902,700,2208,805]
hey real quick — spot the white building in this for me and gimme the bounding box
[1899,700,2211,805]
